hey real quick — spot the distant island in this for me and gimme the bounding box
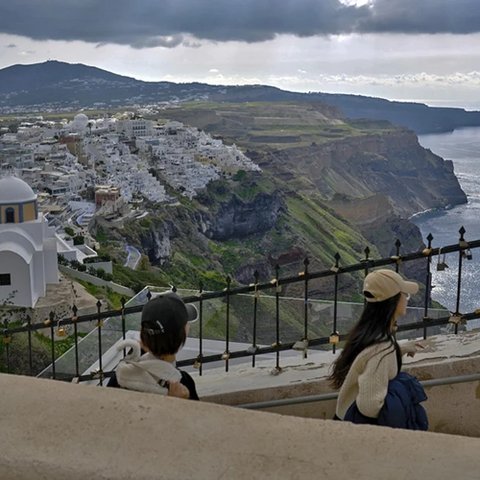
[1,60,480,134]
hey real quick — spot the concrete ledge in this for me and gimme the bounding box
[1,374,480,480]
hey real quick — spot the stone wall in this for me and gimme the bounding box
[0,373,479,480]
[59,265,134,296]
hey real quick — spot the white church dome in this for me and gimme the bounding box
[74,113,88,122]
[0,176,37,204]
[72,113,89,128]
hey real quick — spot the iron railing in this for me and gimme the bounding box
[1,227,480,384]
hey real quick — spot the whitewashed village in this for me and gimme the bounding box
[0,112,260,310]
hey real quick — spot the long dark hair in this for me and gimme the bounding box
[329,293,402,389]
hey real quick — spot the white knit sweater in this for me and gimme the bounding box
[336,341,399,420]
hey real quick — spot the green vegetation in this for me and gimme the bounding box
[73,234,84,245]
[187,292,335,343]
[87,100,407,341]
[112,263,167,292]
[95,226,110,243]
[197,270,228,291]
[234,175,276,202]
[76,280,129,309]
[84,254,111,263]
[285,195,371,266]
[139,217,153,228]
[164,101,398,151]
[64,226,75,237]
[232,169,247,181]
[34,330,87,358]
[0,326,86,375]
[208,241,246,273]
[0,331,50,375]
[196,171,276,207]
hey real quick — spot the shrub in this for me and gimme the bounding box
[84,255,111,264]
[233,169,247,181]
[73,235,84,246]
[64,226,75,237]
[70,260,81,270]
[96,268,106,279]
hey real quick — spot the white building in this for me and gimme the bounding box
[0,176,59,307]
[69,113,89,134]
[116,118,155,139]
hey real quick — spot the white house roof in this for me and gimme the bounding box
[0,241,33,263]
[0,176,37,204]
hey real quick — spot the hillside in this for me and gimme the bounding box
[88,102,465,316]
[163,102,467,219]
[1,61,480,134]
[0,63,471,344]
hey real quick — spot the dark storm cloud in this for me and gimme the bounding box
[0,0,365,47]
[358,0,480,34]
[0,0,479,49]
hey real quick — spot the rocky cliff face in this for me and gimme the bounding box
[116,129,463,290]
[260,129,466,218]
[245,127,465,289]
[138,222,172,265]
[117,191,284,270]
[329,193,424,256]
[201,193,283,241]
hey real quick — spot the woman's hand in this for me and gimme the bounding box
[401,340,426,357]
[167,382,190,399]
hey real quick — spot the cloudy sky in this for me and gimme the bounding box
[1,0,480,109]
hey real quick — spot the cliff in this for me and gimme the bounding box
[94,170,373,303]
[90,102,466,312]
[258,129,466,218]
[201,192,283,241]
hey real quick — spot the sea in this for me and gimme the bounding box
[411,126,480,324]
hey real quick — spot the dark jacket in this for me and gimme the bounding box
[344,372,428,430]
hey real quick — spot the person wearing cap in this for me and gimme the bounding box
[329,269,428,429]
[108,292,199,400]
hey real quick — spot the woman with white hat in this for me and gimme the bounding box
[330,269,428,429]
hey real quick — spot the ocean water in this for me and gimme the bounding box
[412,127,480,321]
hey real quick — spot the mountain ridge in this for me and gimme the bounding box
[1,60,480,134]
